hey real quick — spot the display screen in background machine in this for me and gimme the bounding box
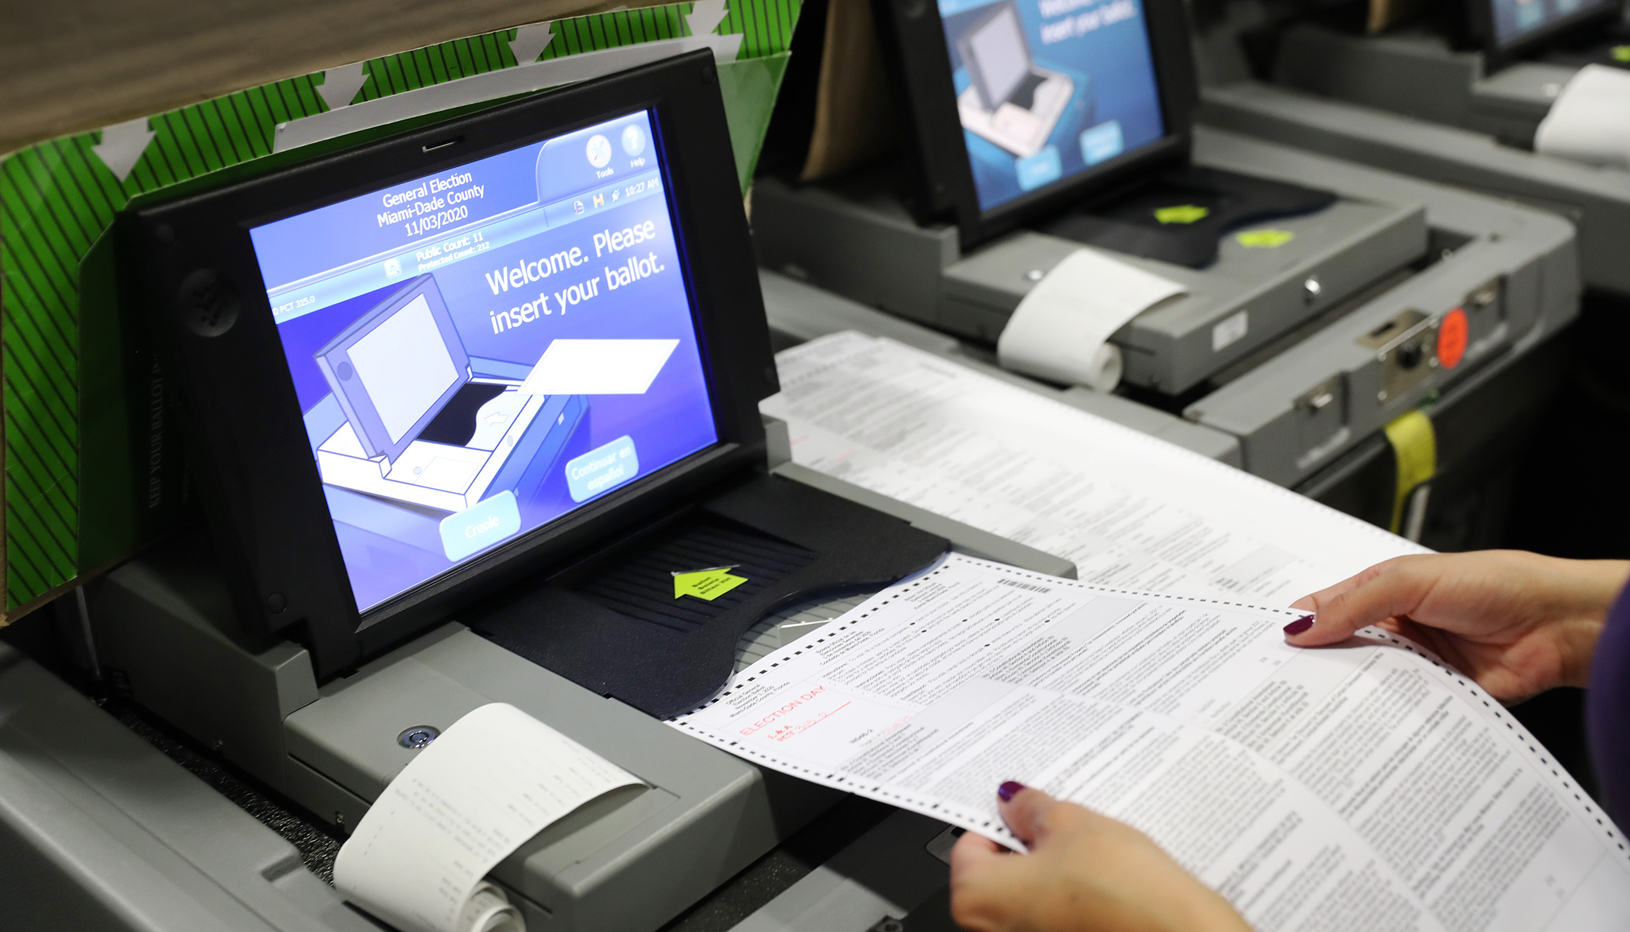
[937,0,1167,211]
[1490,0,1617,45]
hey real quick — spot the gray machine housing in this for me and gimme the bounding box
[55,450,1075,932]
[755,138,1426,397]
[758,268,1246,467]
[753,126,1577,488]
[0,641,377,932]
[1176,129,1576,486]
[1275,23,1580,145]
[1193,12,1630,296]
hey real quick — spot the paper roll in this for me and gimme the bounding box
[996,248,1184,393]
[1534,65,1630,170]
[460,882,523,932]
[334,703,642,932]
[1079,344,1123,394]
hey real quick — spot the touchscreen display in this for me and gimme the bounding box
[249,111,718,611]
[1490,0,1614,45]
[939,0,1166,212]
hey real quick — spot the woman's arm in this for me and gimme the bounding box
[950,783,1250,932]
[946,550,1630,932]
[1284,551,1629,702]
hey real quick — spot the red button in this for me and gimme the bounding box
[1438,308,1469,369]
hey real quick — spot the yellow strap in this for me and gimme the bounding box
[1383,409,1436,534]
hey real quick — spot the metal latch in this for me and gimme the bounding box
[1465,278,1499,312]
[1358,309,1439,403]
[1295,375,1341,414]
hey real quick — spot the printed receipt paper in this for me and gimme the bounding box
[1535,65,1630,170]
[518,338,678,395]
[998,248,1185,393]
[671,554,1630,931]
[334,703,641,932]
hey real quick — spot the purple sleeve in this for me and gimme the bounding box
[1587,580,1630,826]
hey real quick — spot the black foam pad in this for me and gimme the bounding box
[466,473,951,719]
[1044,165,1337,269]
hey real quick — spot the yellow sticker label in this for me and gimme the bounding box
[1236,228,1295,248]
[673,566,748,601]
[1154,204,1210,224]
[1612,45,1630,62]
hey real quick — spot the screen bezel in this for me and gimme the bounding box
[120,51,775,678]
[1471,0,1622,70]
[873,0,1197,248]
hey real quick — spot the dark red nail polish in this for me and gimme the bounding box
[1284,615,1314,636]
[998,780,1025,802]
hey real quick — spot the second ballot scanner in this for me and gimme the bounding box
[752,0,1579,493]
[1196,0,1630,297]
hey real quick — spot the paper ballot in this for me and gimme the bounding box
[997,248,1186,392]
[1535,65,1630,170]
[517,338,679,395]
[670,554,1630,931]
[334,703,642,932]
[763,332,1422,604]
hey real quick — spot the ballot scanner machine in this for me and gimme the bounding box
[752,0,1578,492]
[6,53,1084,932]
[758,266,1573,552]
[1194,0,1630,296]
[1270,0,1626,144]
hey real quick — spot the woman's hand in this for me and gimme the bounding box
[949,783,1250,932]
[1286,551,1630,703]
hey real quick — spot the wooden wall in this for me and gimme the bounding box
[1,0,650,153]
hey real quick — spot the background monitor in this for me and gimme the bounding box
[1475,0,1621,64]
[121,51,775,676]
[875,0,1196,245]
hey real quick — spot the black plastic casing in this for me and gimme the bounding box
[870,0,1198,249]
[1469,0,1622,70]
[117,51,779,680]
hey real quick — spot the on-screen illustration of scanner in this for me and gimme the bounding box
[306,274,590,518]
[300,270,683,576]
[952,0,1084,158]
